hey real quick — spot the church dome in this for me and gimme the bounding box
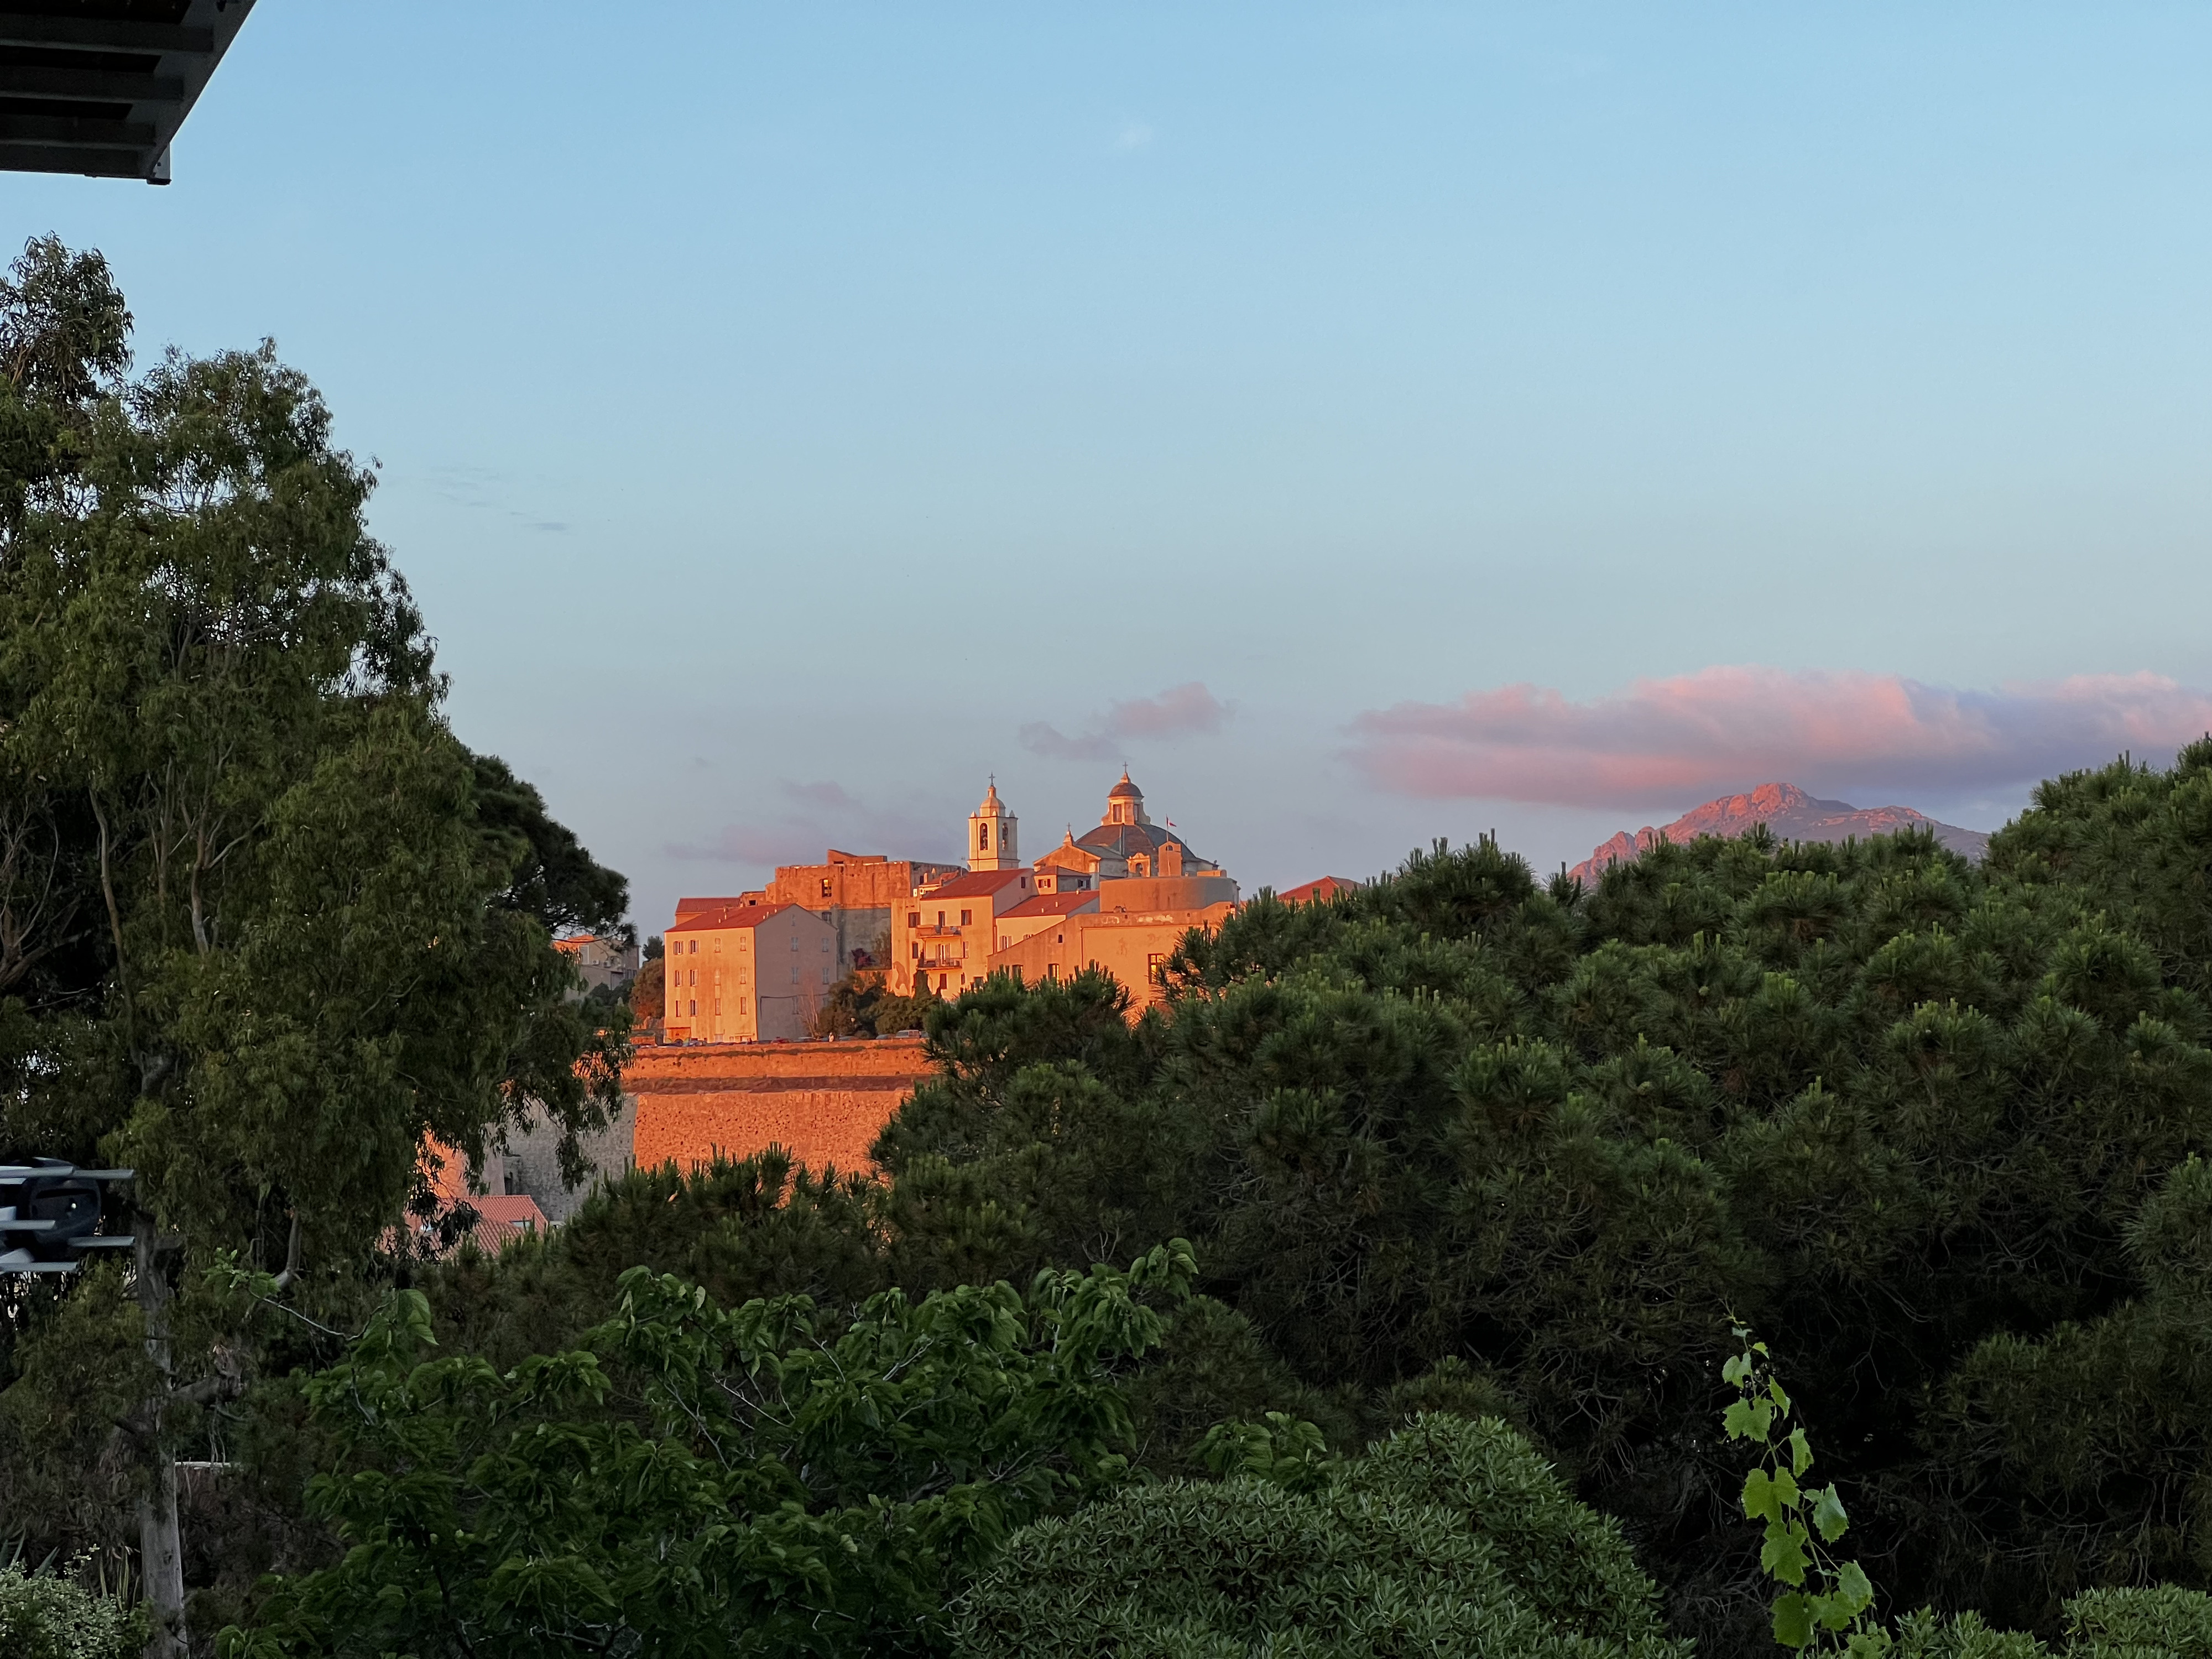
[1108,770,1142,801]
[975,781,1004,815]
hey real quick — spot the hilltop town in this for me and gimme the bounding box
[648,771,1348,1044]
[13,11,2212,1654]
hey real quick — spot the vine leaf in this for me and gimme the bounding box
[1812,1484,1850,1544]
[1762,1520,1813,1585]
[1834,1561,1874,1614]
[1773,1592,1815,1648]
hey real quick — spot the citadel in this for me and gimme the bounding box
[658,773,1311,1044]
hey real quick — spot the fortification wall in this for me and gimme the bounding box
[503,1094,640,1225]
[625,1039,933,1179]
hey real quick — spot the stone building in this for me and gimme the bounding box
[987,900,1239,1014]
[891,774,1240,1004]
[888,782,1046,996]
[667,772,1241,1015]
[765,849,961,968]
[994,889,1098,951]
[663,900,838,1044]
[895,867,1038,997]
[554,932,640,992]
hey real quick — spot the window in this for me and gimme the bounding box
[959,909,973,925]
[688,999,697,1016]
[936,910,945,927]
[790,965,799,984]
[789,933,798,951]
[820,877,833,898]
[1149,952,1167,984]
[688,968,697,987]
[907,911,920,928]
[938,973,948,990]
[978,823,989,849]
[688,939,697,954]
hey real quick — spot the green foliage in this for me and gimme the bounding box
[1722,1326,1884,1656]
[1991,741,2212,1005]
[844,797,2212,1646]
[1721,1329,2212,1659]
[425,1149,891,1371]
[873,969,1190,1292]
[0,234,634,1641]
[222,1241,1198,1658]
[1917,1152,2212,1602]
[953,1412,1686,1659]
[19,222,2212,1651]
[813,968,939,1037]
[0,1558,148,1659]
[182,775,2212,1652]
[1197,1410,1334,1493]
[2062,1587,2212,1658]
[1875,1584,2212,1658]
[1119,1294,1359,1475]
[0,232,631,1258]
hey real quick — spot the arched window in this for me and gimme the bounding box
[978,823,989,849]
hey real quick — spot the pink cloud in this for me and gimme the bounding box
[1022,681,1230,761]
[1347,667,2212,808]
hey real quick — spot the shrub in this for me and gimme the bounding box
[952,1412,1687,1658]
[0,1559,147,1659]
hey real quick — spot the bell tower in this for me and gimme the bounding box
[969,779,1019,872]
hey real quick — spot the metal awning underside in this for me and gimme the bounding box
[1,0,255,184]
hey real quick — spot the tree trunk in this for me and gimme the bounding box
[134,1218,186,1659]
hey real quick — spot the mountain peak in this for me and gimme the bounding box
[1568,784,1989,886]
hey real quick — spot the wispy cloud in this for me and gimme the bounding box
[1021,681,1230,762]
[424,463,568,532]
[1347,667,2212,809]
[1113,120,1154,151]
[667,781,955,867]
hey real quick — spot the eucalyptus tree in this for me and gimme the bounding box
[0,237,629,1656]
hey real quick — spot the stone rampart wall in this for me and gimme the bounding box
[626,1039,932,1179]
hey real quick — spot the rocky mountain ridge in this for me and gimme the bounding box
[1567,782,1991,887]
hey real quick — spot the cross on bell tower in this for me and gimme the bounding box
[969,778,1020,872]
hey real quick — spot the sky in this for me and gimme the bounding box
[9,3,2212,933]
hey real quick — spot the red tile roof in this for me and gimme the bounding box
[919,869,1034,899]
[1000,891,1099,919]
[669,901,800,934]
[1280,877,1362,905]
[676,895,754,916]
[465,1193,548,1253]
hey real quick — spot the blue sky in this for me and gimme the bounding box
[10,3,2212,931]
